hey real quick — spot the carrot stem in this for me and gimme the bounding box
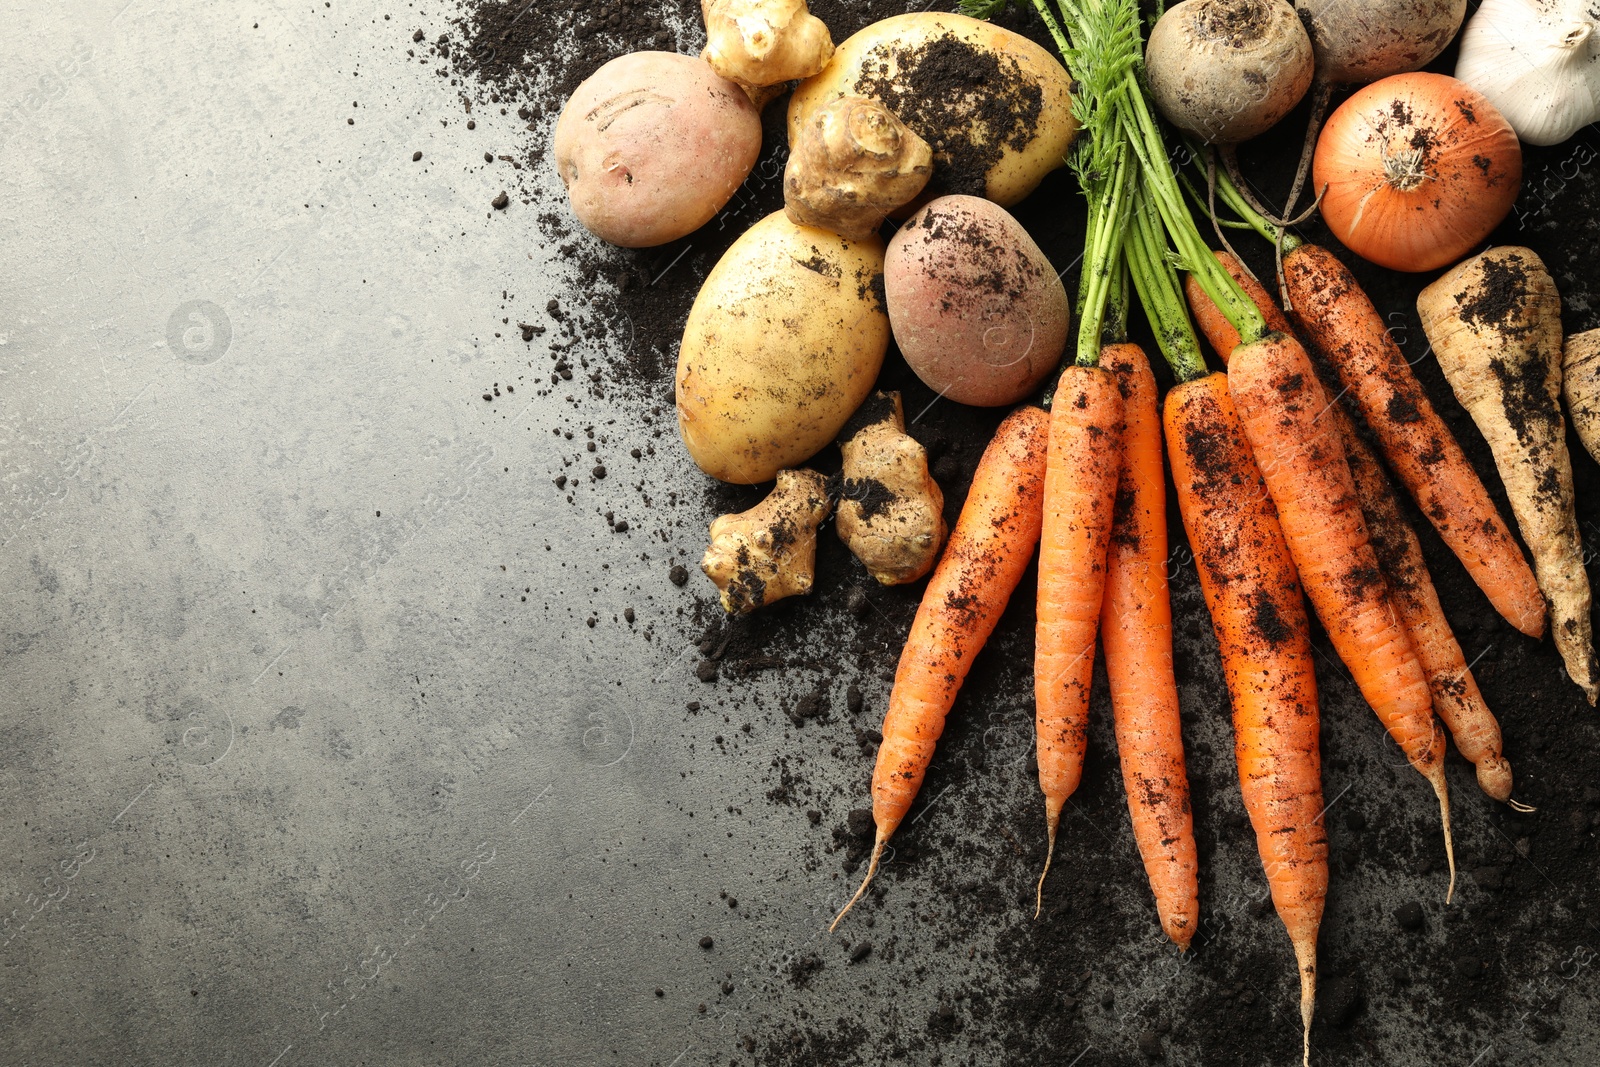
[1126,178,1206,383]
[1073,138,1136,367]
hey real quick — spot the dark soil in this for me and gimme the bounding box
[851,30,1044,199]
[425,0,1600,1064]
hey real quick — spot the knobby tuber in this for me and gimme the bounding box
[834,392,946,585]
[702,0,834,95]
[784,96,933,240]
[701,469,833,614]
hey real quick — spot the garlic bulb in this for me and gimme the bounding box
[1455,0,1600,146]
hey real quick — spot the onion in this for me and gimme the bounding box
[1313,73,1522,273]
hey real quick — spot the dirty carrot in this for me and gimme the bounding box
[1202,164,1547,639]
[830,405,1050,931]
[1123,175,1323,1064]
[1418,246,1599,705]
[1033,367,1124,914]
[1166,372,1326,1064]
[1098,341,1198,948]
[1193,250,1515,804]
[1188,265,1455,896]
[1336,408,1516,802]
[1031,41,1136,914]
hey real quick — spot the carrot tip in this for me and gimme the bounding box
[829,834,884,932]
[1292,935,1317,1067]
[1432,768,1457,905]
[1476,757,1514,805]
[1034,813,1060,921]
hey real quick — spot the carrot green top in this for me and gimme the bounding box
[968,0,1273,377]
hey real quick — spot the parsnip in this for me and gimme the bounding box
[1418,247,1598,704]
[1562,327,1600,466]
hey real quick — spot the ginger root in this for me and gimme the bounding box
[701,469,833,614]
[834,392,945,585]
[702,0,834,93]
[784,96,933,240]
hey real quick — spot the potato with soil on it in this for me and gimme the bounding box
[787,12,1077,210]
[552,52,762,248]
[884,195,1069,407]
[676,211,889,484]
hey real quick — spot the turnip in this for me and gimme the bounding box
[1144,0,1314,145]
[1298,0,1466,86]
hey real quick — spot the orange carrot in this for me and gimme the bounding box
[1166,373,1326,1063]
[1098,343,1197,948]
[1283,243,1547,639]
[1184,255,1291,354]
[1336,411,1515,802]
[1196,250,1514,804]
[1197,309,1454,897]
[831,405,1051,930]
[1188,258,1456,892]
[1033,365,1125,913]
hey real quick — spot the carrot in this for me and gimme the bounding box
[1281,243,1547,639]
[1098,342,1198,948]
[830,405,1051,930]
[1184,253,1291,352]
[1165,373,1326,1066]
[1418,247,1599,705]
[1336,410,1516,802]
[1124,173,1322,1061]
[1195,250,1514,803]
[1032,365,1125,914]
[1197,162,1547,640]
[1189,306,1454,897]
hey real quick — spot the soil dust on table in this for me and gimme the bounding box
[396,0,1600,1063]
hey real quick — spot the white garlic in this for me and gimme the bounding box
[1455,0,1600,146]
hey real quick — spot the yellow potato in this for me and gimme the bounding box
[677,211,889,484]
[788,12,1077,210]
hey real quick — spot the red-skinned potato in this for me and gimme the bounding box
[884,195,1068,407]
[553,52,762,248]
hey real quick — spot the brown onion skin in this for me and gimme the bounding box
[1313,73,1521,273]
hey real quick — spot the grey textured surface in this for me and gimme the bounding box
[1,5,726,1064]
[7,3,1600,1066]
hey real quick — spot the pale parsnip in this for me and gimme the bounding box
[1418,247,1599,704]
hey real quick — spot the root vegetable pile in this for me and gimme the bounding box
[546,0,1600,1057]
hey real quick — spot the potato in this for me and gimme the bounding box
[677,211,889,484]
[884,195,1068,407]
[787,13,1076,211]
[553,52,762,248]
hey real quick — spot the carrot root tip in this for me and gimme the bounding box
[829,834,885,932]
[1476,758,1514,805]
[1034,809,1061,921]
[1292,936,1317,1067]
[1433,769,1457,905]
